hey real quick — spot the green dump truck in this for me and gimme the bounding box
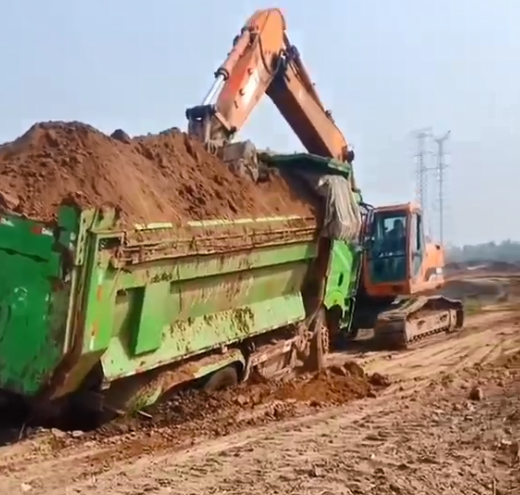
[0,153,363,420]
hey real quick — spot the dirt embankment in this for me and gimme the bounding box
[445,260,520,278]
[0,122,316,224]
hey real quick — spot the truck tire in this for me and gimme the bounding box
[315,307,331,356]
[304,309,329,372]
[320,321,330,355]
[202,365,239,393]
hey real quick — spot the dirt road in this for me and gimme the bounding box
[1,298,519,494]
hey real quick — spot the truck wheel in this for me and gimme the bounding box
[202,365,238,393]
[320,322,330,355]
[304,309,329,372]
[315,307,331,356]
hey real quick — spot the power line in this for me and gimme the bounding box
[412,127,433,233]
[410,127,451,244]
[433,130,451,245]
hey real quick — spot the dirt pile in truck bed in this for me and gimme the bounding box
[0,121,316,223]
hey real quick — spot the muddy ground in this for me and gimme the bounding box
[0,274,519,494]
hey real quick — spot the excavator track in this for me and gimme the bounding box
[373,295,464,350]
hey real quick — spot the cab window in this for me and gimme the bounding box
[368,212,408,258]
[366,211,408,283]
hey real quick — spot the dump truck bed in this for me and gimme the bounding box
[0,205,322,408]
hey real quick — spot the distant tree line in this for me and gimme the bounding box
[446,240,520,264]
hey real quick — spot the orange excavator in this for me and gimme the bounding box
[186,8,464,348]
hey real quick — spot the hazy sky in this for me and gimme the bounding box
[0,0,517,245]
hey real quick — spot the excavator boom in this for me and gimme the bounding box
[186,8,354,163]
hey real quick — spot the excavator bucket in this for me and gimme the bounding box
[218,140,270,183]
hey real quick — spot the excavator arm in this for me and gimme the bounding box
[186,8,354,164]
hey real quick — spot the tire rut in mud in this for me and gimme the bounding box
[0,362,390,457]
[81,362,389,443]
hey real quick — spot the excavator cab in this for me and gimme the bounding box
[362,203,442,298]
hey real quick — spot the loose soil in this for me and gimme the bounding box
[0,121,316,224]
[1,279,520,494]
[63,361,385,443]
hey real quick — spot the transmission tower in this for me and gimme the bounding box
[433,130,451,244]
[413,127,433,233]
